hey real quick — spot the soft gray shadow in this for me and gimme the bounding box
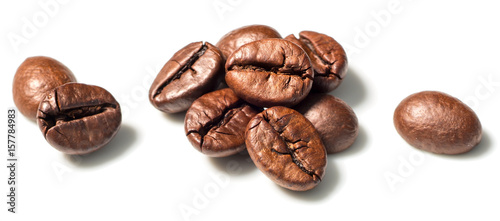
[435,130,492,160]
[163,111,186,124]
[334,125,369,157]
[279,158,339,201]
[209,150,257,176]
[26,117,38,125]
[330,67,367,107]
[65,124,138,167]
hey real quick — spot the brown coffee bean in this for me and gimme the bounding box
[285,31,348,93]
[216,24,282,60]
[37,83,122,155]
[149,41,224,113]
[225,38,313,107]
[185,88,261,157]
[246,106,327,191]
[12,56,77,120]
[294,94,358,154]
[394,91,482,154]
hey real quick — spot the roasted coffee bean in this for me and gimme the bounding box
[185,88,261,157]
[225,38,313,107]
[216,24,282,60]
[245,106,327,191]
[149,41,224,113]
[294,94,358,154]
[394,91,482,155]
[12,56,77,120]
[37,83,122,155]
[285,31,348,92]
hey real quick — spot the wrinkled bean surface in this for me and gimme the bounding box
[245,106,326,191]
[185,88,261,157]
[225,38,313,107]
[37,83,121,155]
[149,41,224,113]
[285,31,347,92]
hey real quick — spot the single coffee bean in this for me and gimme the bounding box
[216,24,282,60]
[285,31,348,92]
[149,41,224,113]
[12,56,77,120]
[294,94,358,154]
[185,88,261,157]
[246,106,327,191]
[37,83,122,155]
[394,91,482,155]
[225,38,313,107]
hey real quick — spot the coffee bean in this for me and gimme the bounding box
[149,41,224,113]
[245,106,327,191]
[12,56,77,120]
[294,94,358,154]
[185,88,261,157]
[225,38,313,107]
[216,24,282,60]
[394,91,482,155]
[37,83,122,155]
[285,31,348,92]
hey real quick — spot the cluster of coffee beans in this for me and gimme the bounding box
[12,56,122,155]
[149,25,359,191]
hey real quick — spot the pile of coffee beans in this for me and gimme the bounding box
[12,56,122,155]
[150,25,359,191]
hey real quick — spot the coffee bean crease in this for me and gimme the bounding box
[38,90,118,137]
[300,38,341,79]
[185,88,260,157]
[36,83,122,155]
[186,101,245,149]
[259,113,320,179]
[153,44,209,98]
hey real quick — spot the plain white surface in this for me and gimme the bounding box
[1,0,499,220]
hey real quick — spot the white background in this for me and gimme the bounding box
[1,0,499,220]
